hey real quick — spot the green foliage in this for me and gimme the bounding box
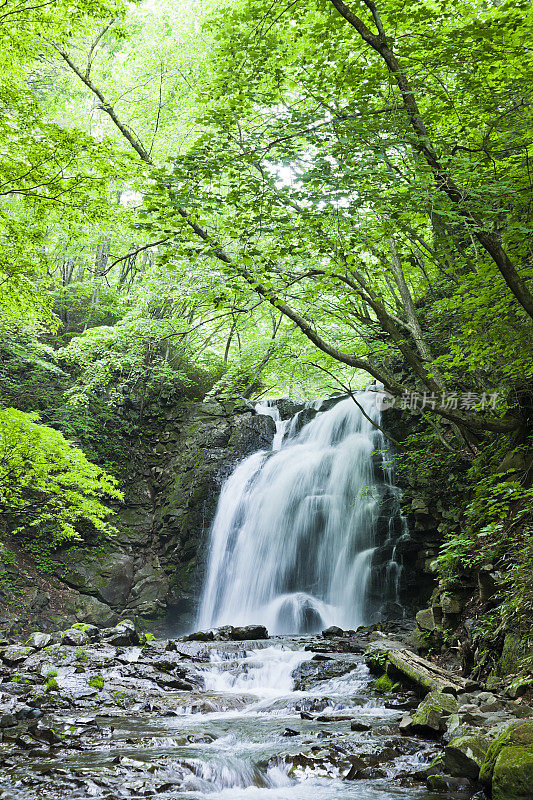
[75,648,89,662]
[0,407,122,558]
[62,314,226,411]
[88,674,104,690]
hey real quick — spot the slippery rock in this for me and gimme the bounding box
[101,620,140,646]
[480,720,533,800]
[229,625,268,641]
[415,608,441,632]
[323,626,344,638]
[443,732,491,779]
[61,628,89,647]
[400,691,459,736]
[26,633,52,650]
[1,646,34,665]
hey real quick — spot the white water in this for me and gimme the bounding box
[202,646,313,696]
[198,394,403,634]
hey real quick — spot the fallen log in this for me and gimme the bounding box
[366,645,476,696]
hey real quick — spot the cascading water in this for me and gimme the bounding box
[198,393,406,634]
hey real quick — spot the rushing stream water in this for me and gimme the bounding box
[0,634,447,800]
[199,394,406,634]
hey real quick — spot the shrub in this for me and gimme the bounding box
[0,407,123,558]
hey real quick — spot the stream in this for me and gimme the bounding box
[0,629,460,800]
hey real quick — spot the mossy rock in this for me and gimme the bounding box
[497,634,528,678]
[408,691,459,735]
[375,674,398,693]
[480,720,533,800]
[444,733,491,779]
[492,744,533,800]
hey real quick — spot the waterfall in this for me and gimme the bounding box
[197,393,405,634]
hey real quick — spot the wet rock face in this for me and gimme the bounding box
[7,400,275,634]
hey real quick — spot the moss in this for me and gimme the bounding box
[492,745,533,800]
[426,774,446,791]
[409,691,459,734]
[480,721,533,786]
[374,674,398,693]
[88,674,104,690]
[386,651,437,693]
[498,634,527,678]
[444,733,490,779]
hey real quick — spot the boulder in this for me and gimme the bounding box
[480,720,533,800]
[184,630,214,642]
[323,626,344,638]
[101,620,140,646]
[229,414,276,456]
[351,720,371,731]
[506,679,533,700]
[1,646,34,665]
[58,550,135,608]
[230,625,268,641]
[440,593,463,614]
[71,623,100,640]
[73,596,119,628]
[26,633,52,650]
[274,399,306,419]
[402,691,459,736]
[443,733,491,779]
[415,608,440,632]
[61,628,90,647]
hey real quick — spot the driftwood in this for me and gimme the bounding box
[369,645,475,696]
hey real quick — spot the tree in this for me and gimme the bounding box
[0,407,122,552]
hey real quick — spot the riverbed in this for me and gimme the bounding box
[0,629,462,800]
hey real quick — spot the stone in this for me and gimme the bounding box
[129,559,169,615]
[350,720,371,731]
[440,593,463,614]
[0,714,17,728]
[443,733,491,779]
[184,630,214,642]
[229,625,269,641]
[282,728,299,737]
[26,633,52,650]
[375,674,397,693]
[480,720,533,799]
[58,550,135,608]
[492,744,533,800]
[71,623,100,639]
[478,566,499,602]
[399,714,414,735]
[415,608,439,632]
[403,691,459,736]
[73,596,118,628]
[101,620,140,646]
[426,773,447,791]
[1,646,33,665]
[506,679,533,700]
[229,414,276,456]
[61,628,89,647]
[323,626,344,638]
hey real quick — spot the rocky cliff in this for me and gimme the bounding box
[0,400,276,636]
